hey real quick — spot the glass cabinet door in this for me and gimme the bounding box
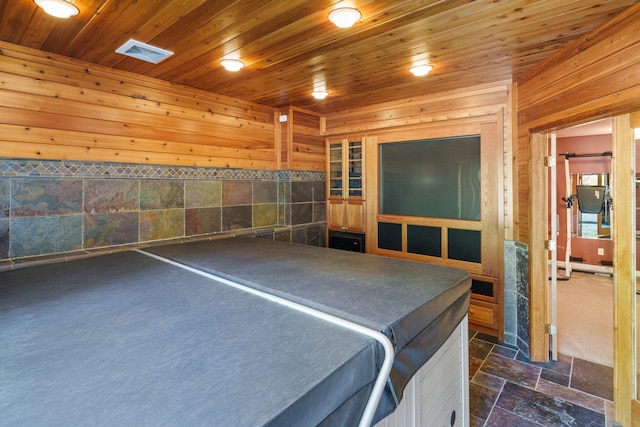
[348,141,363,197]
[329,143,343,197]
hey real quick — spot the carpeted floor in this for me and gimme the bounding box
[555,271,614,367]
[553,269,640,406]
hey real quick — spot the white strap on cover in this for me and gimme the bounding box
[136,249,394,427]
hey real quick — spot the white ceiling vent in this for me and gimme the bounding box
[115,39,173,64]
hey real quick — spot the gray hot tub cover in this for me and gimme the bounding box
[144,237,471,422]
[0,251,380,426]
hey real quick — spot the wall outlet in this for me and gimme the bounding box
[598,248,604,256]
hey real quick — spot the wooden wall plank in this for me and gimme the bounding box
[0,43,274,124]
[0,70,273,132]
[519,62,640,131]
[0,124,274,161]
[1,141,273,169]
[517,4,640,98]
[290,109,324,171]
[325,82,511,136]
[0,106,274,150]
[516,1,640,242]
[0,42,278,169]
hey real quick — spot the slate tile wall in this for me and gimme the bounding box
[1,179,12,259]
[503,240,531,358]
[0,160,326,262]
[84,179,139,249]
[504,241,518,347]
[281,171,326,227]
[185,180,222,236]
[515,242,530,357]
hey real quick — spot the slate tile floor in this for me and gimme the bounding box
[469,330,614,426]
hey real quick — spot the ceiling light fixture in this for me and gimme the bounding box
[311,90,329,100]
[328,7,362,28]
[409,64,433,76]
[34,0,79,18]
[220,59,245,72]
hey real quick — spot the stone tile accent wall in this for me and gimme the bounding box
[515,242,530,356]
[504,240,530,357]
[279,170,327,227]
[0,160,326,264]
[0,178,9,259]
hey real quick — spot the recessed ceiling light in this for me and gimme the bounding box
[410,65,433,76]
[311,90,329,100]
[328,7,361,28]
[34,0,79,18]
[220,59,245,72]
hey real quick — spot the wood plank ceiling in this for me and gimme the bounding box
[0,0,636,114]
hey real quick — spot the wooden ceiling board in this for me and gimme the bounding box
[37,0,106,52]
[0,0,637,113]
[120,0,288,80]
[0,1,34,44]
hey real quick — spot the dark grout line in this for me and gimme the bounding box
[469,330,609,426]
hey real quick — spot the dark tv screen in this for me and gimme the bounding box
[380,136,481,220]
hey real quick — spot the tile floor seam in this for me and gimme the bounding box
[470,331,610,427]
[504,379,605,427]
[473,342,495,382]
[474,341,498,426]
[567,386,613,404]
[568,356,574,390]
[487,381,557,427]
[534,361,542,391]
[536,377,608,415]
[483,378,506,427]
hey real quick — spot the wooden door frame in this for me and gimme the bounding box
[613,113,636,426]
[528,132,550,362]
[529,113,638,425]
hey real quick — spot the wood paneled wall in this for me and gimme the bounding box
[325,82,511,136]
[0,41,277,169]
[325,81,514,240]
[516,2,640,243]
[277,107,325,171]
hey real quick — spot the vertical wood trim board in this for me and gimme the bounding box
[527,132,550,362]
[612,114,635,427]
[364,136,379,254]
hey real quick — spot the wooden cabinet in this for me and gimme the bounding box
[327,139,366,232]
[469,301,498,330]
[327,198,366,232]
[468,274,502,338]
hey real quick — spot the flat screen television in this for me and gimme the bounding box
[380,135,481,220]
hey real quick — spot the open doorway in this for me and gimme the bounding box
[548,118,614,391]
